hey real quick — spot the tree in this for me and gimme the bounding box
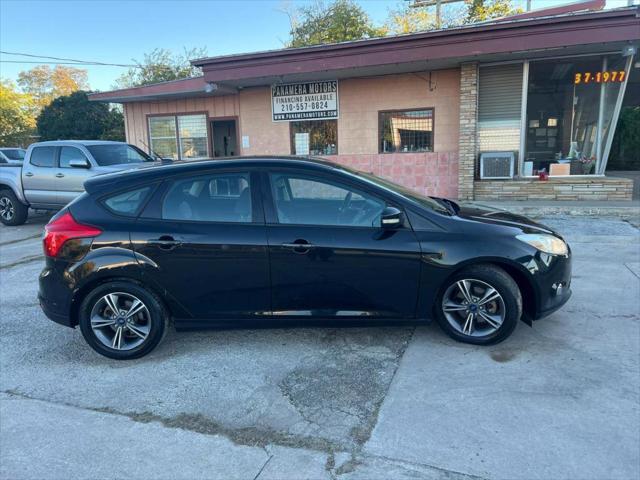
[114,47,207,88]
[385,5,437,35]
[465,0,521,23]
[384,0,519,35]
[17,65,89,111]
[0,80,37,147]
[36,91,124,141]
[286,0,385,48]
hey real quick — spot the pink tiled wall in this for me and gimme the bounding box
[326,152,459,199]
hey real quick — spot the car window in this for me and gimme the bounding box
[162,173,252,223]
[29,146,56,167]
[104,186,152,216]
[2,149,26,161]
[270,173,385,227]
[85,144,151,166]
[59,147,89,168]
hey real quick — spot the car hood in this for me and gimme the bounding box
[453,201,557,235]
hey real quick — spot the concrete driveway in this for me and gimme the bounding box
[0,212,638,480]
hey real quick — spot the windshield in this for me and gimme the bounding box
[2,149,26,161]
[86,144,152,167]
[349,169,451,215]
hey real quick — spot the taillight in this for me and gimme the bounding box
[43,211,102,257]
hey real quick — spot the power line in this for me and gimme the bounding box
[0,50,139,68]
[0,60,135,66]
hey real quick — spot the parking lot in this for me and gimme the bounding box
[0,212,638,480]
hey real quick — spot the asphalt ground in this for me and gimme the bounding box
[0,211,638,479]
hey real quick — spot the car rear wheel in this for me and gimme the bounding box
[435,265,522,345]
[78,281,168,360]
[0,189,28,226]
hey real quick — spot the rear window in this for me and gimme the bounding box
[86,144,151,167]
[103,186,152,216]
[162,173,252,223]
[2,149,26,161]
[29,147,56,167]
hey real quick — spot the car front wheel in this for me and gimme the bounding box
[435,265,522,345]
[78,281,168,360]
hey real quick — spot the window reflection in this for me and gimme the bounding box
[524,55,627,176]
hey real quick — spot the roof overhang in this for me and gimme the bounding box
[193,7,639,83]
[88,77,237,103]
[91,6,639,104]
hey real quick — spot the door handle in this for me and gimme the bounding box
[55,173,65,178]
[150,235,182,250]
[282,240,314,254]
[24,172,34,177]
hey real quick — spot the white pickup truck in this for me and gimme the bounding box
[0,140,156,226]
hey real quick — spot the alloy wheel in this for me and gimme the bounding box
[0,197,14,221]
[90,292,151,351]
[442,278,505,338]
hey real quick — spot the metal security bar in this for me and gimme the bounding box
[379,109,434,153]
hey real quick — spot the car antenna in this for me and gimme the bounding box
[138,138,167,162]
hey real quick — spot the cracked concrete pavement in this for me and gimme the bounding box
[0,212,638,479]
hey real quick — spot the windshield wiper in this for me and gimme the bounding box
[430,197,457,216]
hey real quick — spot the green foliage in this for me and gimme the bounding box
[609,106,640,170]
[36,91,124,141]
[384,0,519,35]
[287,0,385,48]
[115,47,208,88]
[465,0,521,23]
[385,5,437,34]
[0,80,37,147]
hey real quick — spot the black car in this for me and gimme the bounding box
[39,157,571,359]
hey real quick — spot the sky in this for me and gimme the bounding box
[0,0,635,92]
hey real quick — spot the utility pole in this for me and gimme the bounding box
[408,0,465,28]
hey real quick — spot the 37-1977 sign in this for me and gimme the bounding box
[272,81,338,122]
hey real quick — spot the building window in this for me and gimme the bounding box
[290,120,337,156]
[524,55,628,176]
[379,109,433,153]
[149,116,178,160]
[178,115,208,159]
[148,114,208,160]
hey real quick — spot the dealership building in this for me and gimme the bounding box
[90,2,640,201]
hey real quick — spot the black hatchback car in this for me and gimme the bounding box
[39,157,571,359]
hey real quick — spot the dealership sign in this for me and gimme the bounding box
[272,80,338,122]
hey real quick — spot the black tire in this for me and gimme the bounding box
[0,189,28,226]
[78,281,169,360]
[434,264,522,345]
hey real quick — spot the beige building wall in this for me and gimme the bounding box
[123,95,240,152]
[122,68,461,197]
[337,69,460,155]
[124,68,460,157]
[238,88,289,155]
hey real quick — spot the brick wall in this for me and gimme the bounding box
[458,63,478,201]
[474,177,633,201]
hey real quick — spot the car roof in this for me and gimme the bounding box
[83,156,353,194]
[0,147,25,150]
[29,140,130,147]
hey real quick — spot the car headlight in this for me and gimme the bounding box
[516,233,568,255]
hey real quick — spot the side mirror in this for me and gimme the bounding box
[69,158,90,169]
[380,206,403,229]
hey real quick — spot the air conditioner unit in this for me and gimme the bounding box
[479,152,515,179]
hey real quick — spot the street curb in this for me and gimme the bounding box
[480,203,640,218]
